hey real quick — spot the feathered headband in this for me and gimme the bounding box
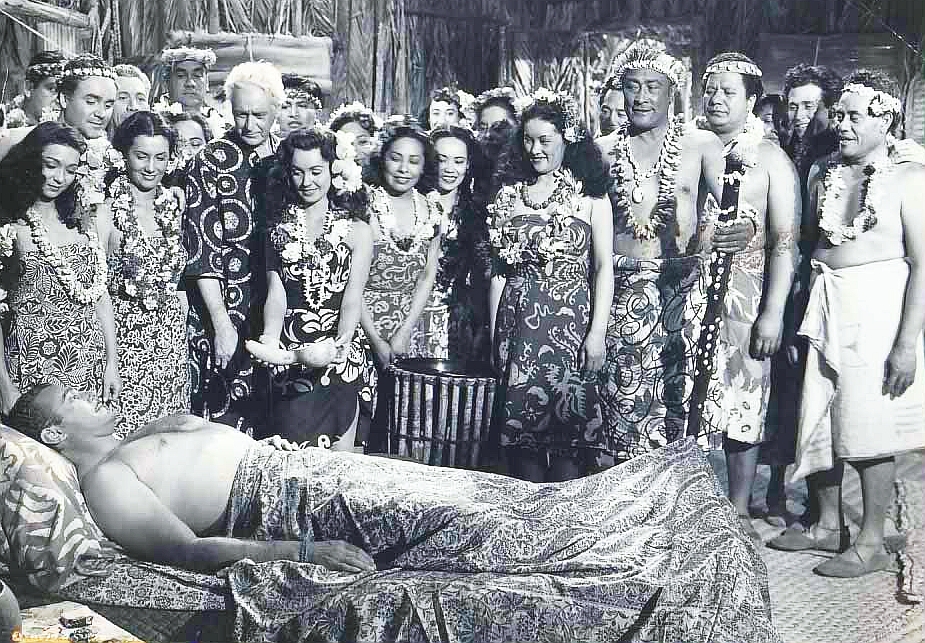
[702,58,763,83]
[608,39,685,88]
[512,87,584,143]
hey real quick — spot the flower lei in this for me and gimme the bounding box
[610,116,684,240]
[817,158,887,246]
[275,204,354,310]
[24,206,107,305]
[107,175,185,311]
[488,169,582,273]
[76,137,123,211]
[368,186,442,254]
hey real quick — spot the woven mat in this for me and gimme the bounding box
[707,450,925,643]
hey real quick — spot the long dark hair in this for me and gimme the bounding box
[0,122,86,227]
[362,120,438,193]
[265,128,369,227]
[494,102,609,198]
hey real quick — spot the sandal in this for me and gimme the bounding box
[766,523,849,553]
[813,544,893,578]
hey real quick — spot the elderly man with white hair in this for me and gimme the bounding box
[182,61,283,433]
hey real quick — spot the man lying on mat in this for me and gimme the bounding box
[4,382,782,641]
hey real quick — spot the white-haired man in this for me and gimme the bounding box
[598,41,755,461]
[769,71,925,577]
[183,61,283,433]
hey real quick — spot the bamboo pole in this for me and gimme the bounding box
[0,0,91,29]
[208,0,220,34]
[291,0,304,36]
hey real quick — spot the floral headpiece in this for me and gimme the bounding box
[26,61,65,82]
[840,83,902,118]
[376,114,426,147]
[608,39,685,87]
[160,47,217,68]
[702,58,763,83]
[295,125,364,194]
[327,101,381,131]
[473,86,517,114]
[59,65,116,84]
[284,88,322,110]
[512,88,584,143]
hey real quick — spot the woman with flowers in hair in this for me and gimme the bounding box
[0,122,120,415]
[489,89,614,482]
[421,85,476,130]
[329,102,380,166]
[96,112,189,435]
[246,127,373,450]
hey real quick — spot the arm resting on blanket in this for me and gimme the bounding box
[83,460,375,572]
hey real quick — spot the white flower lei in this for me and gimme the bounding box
[817,158,887,246]
[108,175,185,310]
[0,224,17,314]
[611,116,684,240]
[276,204,354,311]
[488,169,582,271]
[25,206,107,305]
[368,186,441,254]
[76,137,123,210]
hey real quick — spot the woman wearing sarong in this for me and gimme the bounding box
[0,122,120,415]
[249,127,374,450]
[422,126,491,360]
[489,89,614,482]
[96,112,190,435]
[358,117,443,445]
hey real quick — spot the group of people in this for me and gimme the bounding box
[0,36,923,588]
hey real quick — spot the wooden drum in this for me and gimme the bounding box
[387,358,497,469]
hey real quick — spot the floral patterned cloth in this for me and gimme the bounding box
[183,131,262,430]
[3,246,105,396]
[107,254,190,436]
[693,198,772,445]
[223,438,781,643]
[491,197,605,456]
[261,209,376,446]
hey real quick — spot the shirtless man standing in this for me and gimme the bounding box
[769,71,925,577]
[599,40,754,459]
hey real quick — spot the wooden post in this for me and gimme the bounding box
[498,24,508,85]
[581,32,590,130]
[0,0,91,29]
[208,0,220,34]
[291,0,303,37]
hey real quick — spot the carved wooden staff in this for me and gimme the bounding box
[686,152,745,438]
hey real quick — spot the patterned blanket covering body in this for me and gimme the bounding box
[224,439,781,643]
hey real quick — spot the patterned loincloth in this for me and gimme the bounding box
[223,440,781,643]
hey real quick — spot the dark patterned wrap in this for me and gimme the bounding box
[4,246,105,396]
[183,131,262,428]
[260,210,376,446]
[223,439,781,643]
[600,254,709,460]
[493,212,606,456]
[429,191,492,360]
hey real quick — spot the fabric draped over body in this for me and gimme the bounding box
[223,439,780,643]
[793,258,925,481]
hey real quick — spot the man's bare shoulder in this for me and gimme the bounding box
[81,458,140,501]
[594,131,620,151]
[681,125,722,149]
[758,139,797,174]
[894,160,925,184]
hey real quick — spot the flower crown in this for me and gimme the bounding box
[513,88,584,143]
[160,47,217,68]
[702,58,763,83]
[608,39,685,87]
[26,62,65,81]
[59,65,116,84]
[473,86,517,113]
[840,83,902,117]
[327,101,381,131]
[294,125,364,195]
[376,114,426,146]
[284,88,322,110]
